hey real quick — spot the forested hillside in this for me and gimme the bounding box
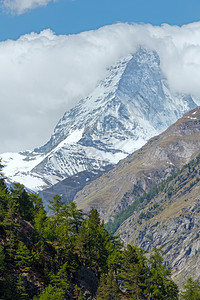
[0,160,198,299]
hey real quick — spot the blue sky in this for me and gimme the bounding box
[0,0,200,41]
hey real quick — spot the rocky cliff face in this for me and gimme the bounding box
[74,106,200,222]
[1,48,198,192]
[116,152,200,288]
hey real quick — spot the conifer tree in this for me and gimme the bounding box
[16,274,29,299]
[15,241,33,269]
[120,244,148,299]
[0,244,5,273]
[107,246,122,275]
[32,194,47,238]
[146,247,179,299]
[33,284,65,300]
[48,194,63,227]
[49,261,70,292]
[97,271,119,300]
[0,159,8,220]
[4,197,18,260]
[180,277,200,300]
[76,210,98,269]
[63,201,83,234]
[11,183,34,222]
[77,209,111,276]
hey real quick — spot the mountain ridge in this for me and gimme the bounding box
[74,106,200,222]
[1,47,199,193]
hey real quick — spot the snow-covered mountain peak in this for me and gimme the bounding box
[37,54,133,154]
[1,47,198,191]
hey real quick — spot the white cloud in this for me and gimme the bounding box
[1,22,200,153]
[1,0,56,14]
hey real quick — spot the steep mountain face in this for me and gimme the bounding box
[1,48,198,192]
[74,106,200,222]
[39,165,113,207]
[116,152,200,287]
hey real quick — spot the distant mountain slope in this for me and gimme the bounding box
[39,165,113,207]
[116,152,200,288]
[1,48,199,191]
[74,106,200,222]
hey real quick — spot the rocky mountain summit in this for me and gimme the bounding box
[74,106,200,222]
[1,48,198,192]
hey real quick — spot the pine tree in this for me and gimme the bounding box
[146,247,179,299]
[50,262,70,293]
[97,271,119,299]
[15,241,33,269]
[0,159,9,220]
[16,274,29,299]
[76,209,110,276]
[0,244,5,273]
[33,284,65,300]
[11,183,34,222]
[119,244,148,299]
[76,211,97,269]
[97,274,106,299]
[4,197,18,260]
[48,194,63,227]
[63,201,83,234]
[107,246,122,275]
[32,194,47,238]
[180,277,200,300]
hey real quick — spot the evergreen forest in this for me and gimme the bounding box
[0,160,199,299]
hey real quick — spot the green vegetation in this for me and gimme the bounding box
[0,159,198,299]
[34,284,65,300]
[180,277,200,299]
[15,241,33,269]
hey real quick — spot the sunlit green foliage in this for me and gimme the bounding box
[34,284,65,300]
[15,241,33,269]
